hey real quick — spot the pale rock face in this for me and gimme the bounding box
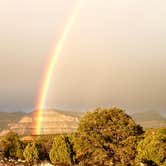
[0,129,10,136]
[39,110,79,135]
[19,116,32,123]
[6,110,79,135]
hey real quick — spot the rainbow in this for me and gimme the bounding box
[33,1,82,135]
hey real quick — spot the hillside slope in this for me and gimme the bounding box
[7,109,80,135]
[131,111,166,128]
[0,112,26,131]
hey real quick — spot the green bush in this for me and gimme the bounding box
[49,134,75,165]
[0,132,25,159]
[137,128,166,166]
[23,142,39,162]
[73,107,144,165]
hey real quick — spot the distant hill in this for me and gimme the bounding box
[0,112,27,131]
[0,109,165,136]
[32,109,84,118]
[0,109,81,136]
[131,111,166,128]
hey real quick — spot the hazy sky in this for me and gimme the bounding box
[0,0,166,112]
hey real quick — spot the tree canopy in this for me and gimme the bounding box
[73,107,144,165]
[137,128,166,166]
[49,134,75,165]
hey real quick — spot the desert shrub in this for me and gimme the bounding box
[137,128,166,166]
[23,142,39,162]
[49,134,75,165]
[73,107,144,166]
[0,132,25,159]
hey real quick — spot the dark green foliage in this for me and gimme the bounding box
[49,134,75,165]
[23,142,39,162]
[67,133,76,163]
[73,107,144,165]
[137,128,166,166]
[36,135,55,160]
[0,132,25,159]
